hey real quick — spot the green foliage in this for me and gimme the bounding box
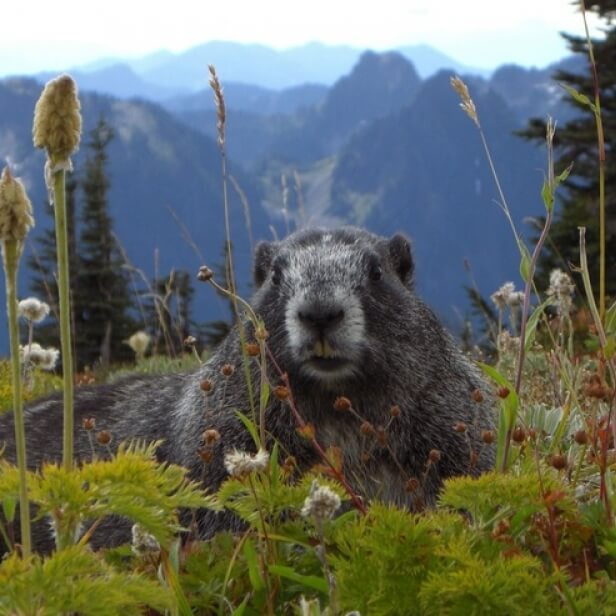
[33,441,209,547]
[0,545,171,615]
[418,539,553,616]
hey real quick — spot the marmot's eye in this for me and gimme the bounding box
[369,263,383,282]
[272,266,282,286]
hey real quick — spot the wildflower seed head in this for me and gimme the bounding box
[497,386,510,399]
[221,363,235,377]
[512,426,526,444]
[506,291,525,308]
[490,282,516,311]
[428,449,442,463]
[202,428,221,445]
[481,429,495,444]
[20,343,59,370]
[574,429,588,445]
[550,453,567,471]
[96,430,112,445]
[0,167,35,243]
[450,76,479,126]
[454,422,467,433]
[333,396,352,412]
[224,448,269,477]
[199,378,214,393]
[208,64,226,149]
[273,385,290,400]
[184,335,197,348]
[406,477,420,492]
[33,74,82,165]
[547,269,575,315]
[471,388,484,403]
[131,523,160,557]
[297,423,316,440]
[197,265,214,282]
[376,427,388,446]
[359,421,375,436]
[244,342,260,357]
[17,297,50,323]
[301,480,341,521]
[389,404,401,417]
[82,417,96,431]
[127,331,150,357]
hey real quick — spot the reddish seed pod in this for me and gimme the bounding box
[96,430,112,445]
[297,423,316,440]
[82,417,96,431]
[453,422,467,433]
[471,388,484,403]
[202,429,221,445]
[406,477,420,492]
[360,421,375,436]
[528,428,537,440]
[376,428,388,446]
[389,405,401,418]
[550,454,567,470]
[469,450,479,468]
[512,426,526,444]
[283,455,297,469]
[221,364,235,377]
[574,429,588,445]
[428,449,442,463]
[244,343,260,357]
[333,396,352,412]
[200,379,213,393]
[497,386,510,399]
[273,385,290,400]
[481,430,495,444]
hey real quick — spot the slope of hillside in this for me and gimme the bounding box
[0,77,273,352]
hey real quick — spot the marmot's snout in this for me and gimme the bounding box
[297,302,345,336]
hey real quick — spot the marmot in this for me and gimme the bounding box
[0,227,495,551]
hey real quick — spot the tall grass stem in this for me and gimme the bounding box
[3,239,32,556]
[53,169,75,471]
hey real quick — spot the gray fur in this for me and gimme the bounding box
[0,227,495,551]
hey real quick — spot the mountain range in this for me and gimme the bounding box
[0,41,579,354]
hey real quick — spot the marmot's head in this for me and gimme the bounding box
[252,227,414,388]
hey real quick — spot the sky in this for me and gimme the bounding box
[1,0,602,77]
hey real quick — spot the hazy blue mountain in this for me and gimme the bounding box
[0,77,274,353]
[164,82,328,115]
[397,44,489,78]
[34,64,189,101]
[328,70,547,325]
[129,41,486,90]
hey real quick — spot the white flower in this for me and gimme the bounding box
[18,297,50,323]
[127,330,151,357]
[506,291,525,308]
[301,480,341,521]
[224,448,269,478]
[490,282,515,310]
[131,523,160,556]
[547,269,575,315]
[20,342,59,370]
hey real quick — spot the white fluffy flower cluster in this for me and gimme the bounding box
[18,297,50,323]
[490,282,525,310]
[127,330,151,357]
[301,480,341,521]
[131,523,160,557]
[20,342,59,371]
[547,269,575,315]
[224,448,270,478]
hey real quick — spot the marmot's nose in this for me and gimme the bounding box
[297,305,345,334]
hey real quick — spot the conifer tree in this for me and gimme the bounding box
[75,118,136,368]
[521,0,616,298]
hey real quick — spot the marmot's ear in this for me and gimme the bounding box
[254,241,278,288]
[388,234,414,284]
